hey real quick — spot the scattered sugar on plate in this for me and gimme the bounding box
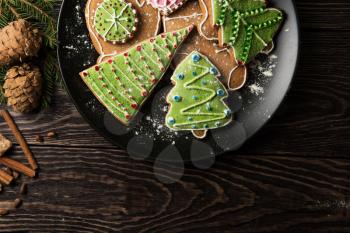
[248,83,264,96]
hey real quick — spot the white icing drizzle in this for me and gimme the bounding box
[111,62,144,92]
[228,65,247,91]
[154,10,162,36]
[100,71,134,105]
[97,52,118,63]
[198,0,217,41]
[135,0,146,7]
[89,81,126,114]
[164,13,202,22]
[215,48,228,54]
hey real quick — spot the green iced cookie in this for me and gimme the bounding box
[94,0,138,43]
[80,26,194,125]
[213,0,284,63]
[166,51,232,133]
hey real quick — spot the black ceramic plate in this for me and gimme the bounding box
[57,0,299,163]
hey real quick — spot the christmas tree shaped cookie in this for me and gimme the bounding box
[213,0,284,63]
[80,26,193,125]
[166,51,232,139]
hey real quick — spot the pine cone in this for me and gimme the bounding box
[0,19,42,66]
[3,63,42,113]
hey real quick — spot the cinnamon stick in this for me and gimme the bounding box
[0,157,35,178]
[0,169,13,185]
[0,110,38,170]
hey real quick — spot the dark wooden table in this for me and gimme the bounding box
[0,0,350,232]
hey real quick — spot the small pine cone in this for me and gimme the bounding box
[3,63,42,113]
[0,19,42,66]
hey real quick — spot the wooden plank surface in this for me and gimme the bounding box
[0,0,349,232]
[0,148,350,232]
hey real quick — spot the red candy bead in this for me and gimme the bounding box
[141,90,148,97]
[125,114,131,120]
[161,34,166,38]
[95,66,100,71]
[124,52,128,57]
[136,45,142,51]
[108,59,113,64]
[82,71,88,77]
[131,103,138,109]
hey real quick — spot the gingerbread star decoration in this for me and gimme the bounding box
[85,0,161,63]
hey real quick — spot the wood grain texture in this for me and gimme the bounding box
[0,0,349,232]
[0,147,349,232]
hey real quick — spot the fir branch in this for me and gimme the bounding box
[40,51,58,109]
[8,0,56,26]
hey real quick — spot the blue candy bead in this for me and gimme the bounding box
[173,95,182,102]
[210,67,218,75]
[192,53,201,62]
[217,89,225,96]
[176,73,184,80]
[168,117,175,125]
[224,109,232,117]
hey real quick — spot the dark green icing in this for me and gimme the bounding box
[166,51,232,131]
[94,0,138,43]
[81,26,193,125]
[213,0,284,63]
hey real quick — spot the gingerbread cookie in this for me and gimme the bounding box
[80,26,193,125]
[166,51,232,139]
[163,0,246,90]
[85,0,161,63]
[93,0,138,43]
[214,0,284,63]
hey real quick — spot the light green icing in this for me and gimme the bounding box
[94,0,138,43]
[81,26,193,125]
[213,0,284,63]
[166,51,232,131]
